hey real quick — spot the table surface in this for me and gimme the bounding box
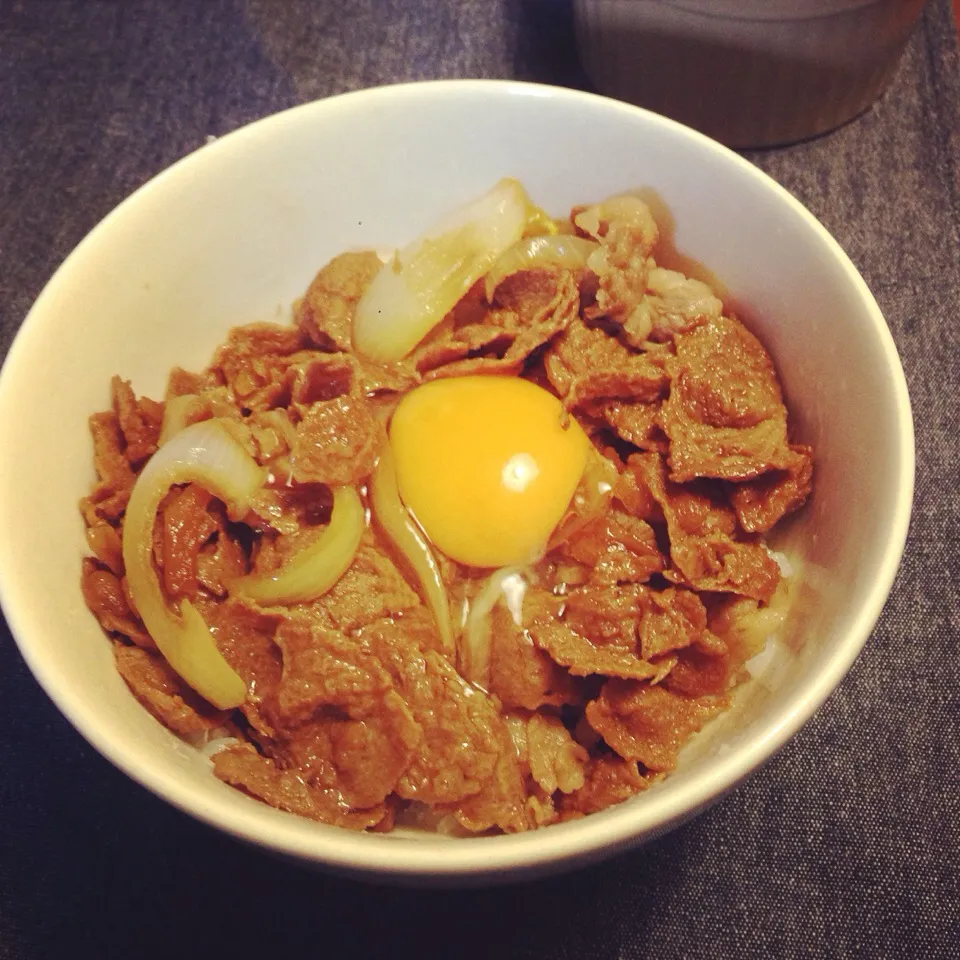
[1,2,959,958]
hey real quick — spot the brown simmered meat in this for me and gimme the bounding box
[487,603,582,711]
[290,395,379,485]
[595,399,668,453]
[545,317,668,409]
[304,539,422,633]
[212,742,388,829]
[296,251,383,353]
[451,722,530,833]
[111,376,163,466]
[730,443,814,533]
[85,521,124,577]
[81,558,153,648]
[661,315,801,483]
[558,755,658,820]
[560,509,662,585]
[636,266,723,346]
[526,712,588,795]
[575,195,659,333]
[80,410,136,526]
[585,679,725,772]
[629,452,781,602]
[81,189,813,834]
[114,644,227,738]
[413,269,580,379]
[160,485,218,599]
[211,323,307,411]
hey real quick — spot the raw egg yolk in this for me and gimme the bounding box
[389,376,589,567]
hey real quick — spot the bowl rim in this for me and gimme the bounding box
[0,77,915,879]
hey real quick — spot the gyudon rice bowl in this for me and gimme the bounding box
[79,179,812,836]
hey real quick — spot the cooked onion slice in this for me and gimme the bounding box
[232,486,365,605]
[353,178,533,364]
[484,235,599,302]
[158,393,199,446]
[460,567,526,689]
[122,419,265,709]
[369,444,453,653]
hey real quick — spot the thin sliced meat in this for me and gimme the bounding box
[212,742,387,829]
[200,596,285,737]
[530,622,658,681]
[731,443,814,533]
[487,603,581,711]
[81,558,153,648]
[560,509,662,585]
[290,395,379,485]
[575,194,659,333]
[160,485,217,599]
[560,584,646,647]
[637,587,706,660]
[526,712,588,795]
[306,539,421,633]
[166,366,217,398]
[596,399,669,453]
[112,376,162,465]
[85,522,124,576]
[452,723,530,834]
[81,411,135,523]
[196,526,247,598]
[414,270,579,380]
[630,452,781,602]
[278,698,420,810]
[586,679,725,771]
[636,265,723,346]
[296,251,383,353]
[272,618,394,725]
[114,644,227,738]
[662,315,798,482]
[545,317,668,409]
[209,323,308,411]
[661,630,738,698]
[356,618,505,806]
[290,352,359,404]
[558,755,656,819]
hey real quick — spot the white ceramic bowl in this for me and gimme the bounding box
[0,80,913,883]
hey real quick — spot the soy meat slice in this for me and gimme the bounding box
[661,316,801,483]
[487,603,582,711]
[414,270,579,379]
[545,318,668,410]
[114,644,227,738]
[526,712,588,795]
[558,755,656,819]
[290,395,379,485]
[212,742,387,830]
[296,251,383,354]
[586,679,725,772]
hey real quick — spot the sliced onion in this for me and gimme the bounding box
[231,486,365,605]
[484,234,599,302]
[122,419,266,709]
[460,567,526,689]
[158,393,201,446]
[353,179,533,364]
[369,444,453,653]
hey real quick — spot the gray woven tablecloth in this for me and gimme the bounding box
[1,1,958,957]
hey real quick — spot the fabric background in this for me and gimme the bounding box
[1,1,957,957]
